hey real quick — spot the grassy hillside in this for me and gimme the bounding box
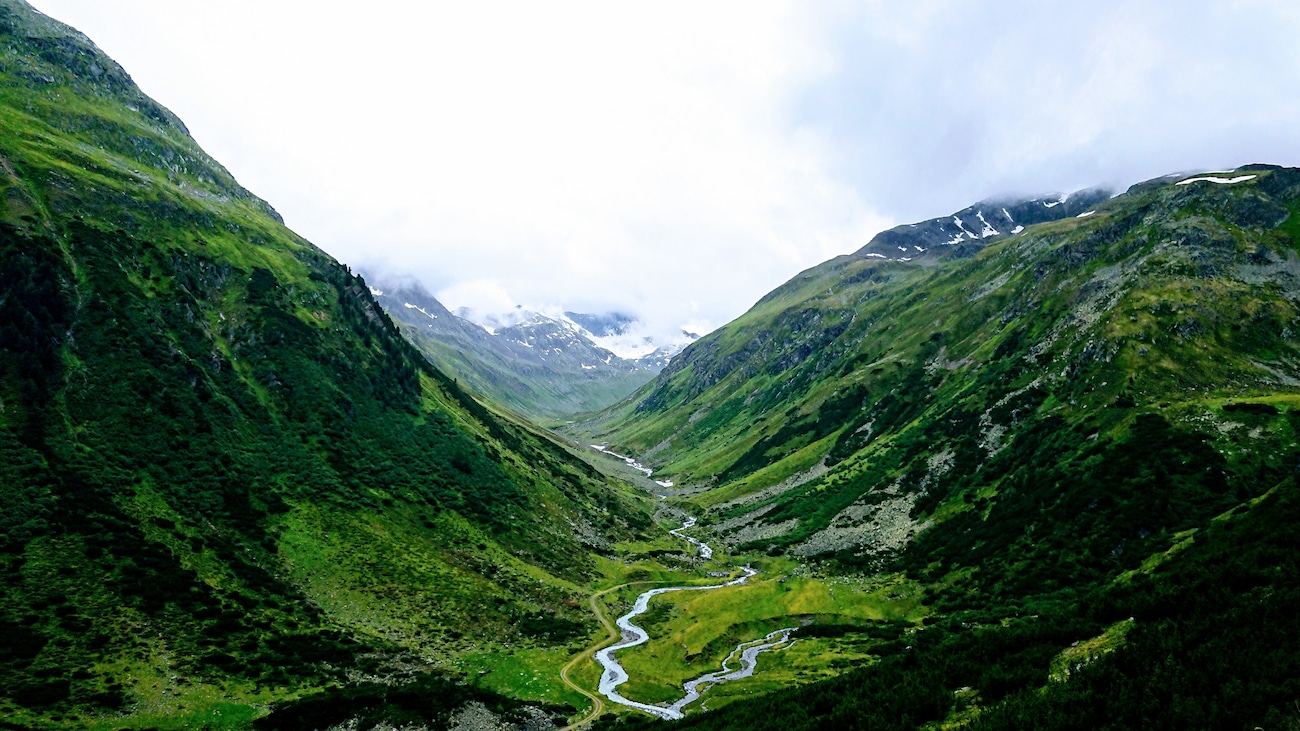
[588,165,1300,572]
[0,2,654,728]
[7,0,1300,726]
[582,166,1300,725]
[602,474,1300,730]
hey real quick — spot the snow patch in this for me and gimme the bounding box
[1076,210,1096,218]
[864,252,887,259]
[953,216,979,239]
[458,305,693,362]
[590,444,654,477]
[975,211,999,238]
[569,312,695,360]
[403,303,438,320]
[1011,225,1025,234]
[1176,174,1256,186]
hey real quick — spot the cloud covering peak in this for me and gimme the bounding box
[26,0,1300,337]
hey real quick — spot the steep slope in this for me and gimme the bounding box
[583,166,1300,726]
[586,164,1300,598]
[369,279,659,420]
[0,2,650,727]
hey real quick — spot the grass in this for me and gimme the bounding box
[1047,618,1135,683]
[528,527,933,721]
[679,635,880,713]
[9,14,1300,729]
[273,505,603,662]
[611,568,925,705]
[0,38,662,720]
[689,434,835,510]
[455,647,589,710]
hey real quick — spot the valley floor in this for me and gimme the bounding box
[538,517,928,726]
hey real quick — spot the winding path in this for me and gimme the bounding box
[559,518,795,726]
[558,582,658,730]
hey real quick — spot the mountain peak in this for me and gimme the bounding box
[853,187,1113,263]
[564,311,637,338]
[364,273,700,418]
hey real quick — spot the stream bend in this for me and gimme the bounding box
[593,518,795,720]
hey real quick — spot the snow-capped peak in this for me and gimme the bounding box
[452,304,697,364]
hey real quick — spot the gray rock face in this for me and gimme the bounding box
[446,701,556,731]
[322,701,556,731]
[792,493,928,557]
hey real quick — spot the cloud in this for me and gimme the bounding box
[795,1,1300,220]
[436,280,519,321]
[26,0,1300,339]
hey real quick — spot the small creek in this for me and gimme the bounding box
[594,518,796,720]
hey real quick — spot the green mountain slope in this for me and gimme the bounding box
[588,166,1300,564]
[604,474,1300,731]
[582,167,1300,725]
[0,2,650,728]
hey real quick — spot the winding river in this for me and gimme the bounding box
[593,518,797,720]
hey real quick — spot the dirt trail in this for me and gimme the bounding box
[557,581,663,730]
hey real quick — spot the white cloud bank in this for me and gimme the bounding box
[25,0,1300,339]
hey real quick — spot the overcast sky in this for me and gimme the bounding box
[26,0,1300,340]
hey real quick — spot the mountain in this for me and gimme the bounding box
[368,277,690,420]
[0,3,654,728]
[559,311,696,370]
[461,305,694,372]
[565,311,637,338]
[582,166,1300,728]
[853,187,1112,262]
[7,1,1300,727]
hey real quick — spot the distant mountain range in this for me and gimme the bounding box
[366,277,694,420]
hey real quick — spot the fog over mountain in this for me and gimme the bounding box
[25,1,1300,339]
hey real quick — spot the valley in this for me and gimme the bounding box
[593,523,771,720]
[2,1,1299,729]
[541,452,930,724]
[569,167,1300,729]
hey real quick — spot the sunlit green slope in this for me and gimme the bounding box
[583,166,1300,727]
[0,2,651,728]
[589,166,1300,574]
